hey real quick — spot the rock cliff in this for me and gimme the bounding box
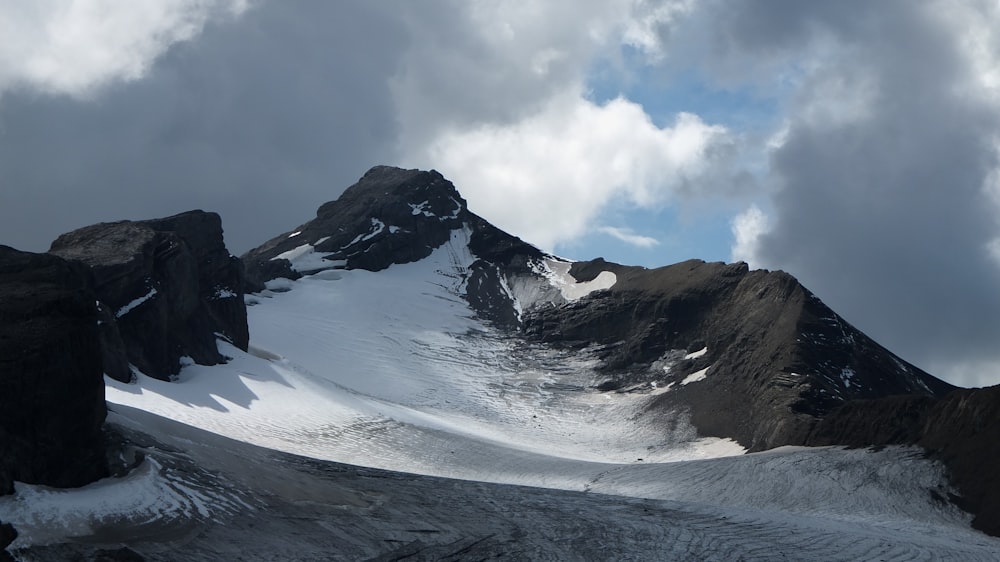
[0,247,108,492]
[50,210,248,381]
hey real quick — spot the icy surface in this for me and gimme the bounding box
[0,456,250,548]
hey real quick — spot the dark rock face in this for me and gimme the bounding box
[243,166,468,288]
[0,246,108,491]
[522,258,954,451]
[0,520,15,562]
[243,166,546,321]
[50,211,248,382]
[809,386,1000,537]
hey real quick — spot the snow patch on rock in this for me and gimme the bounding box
[116,287,157,318]
[685,347,708,360]
[532,259,617,302]
[682,366,711,385]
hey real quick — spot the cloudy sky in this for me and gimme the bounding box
[2,0,1000,387]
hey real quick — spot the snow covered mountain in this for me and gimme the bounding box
[241,165,953,451]
[1,166,999,560]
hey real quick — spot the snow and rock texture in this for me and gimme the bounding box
[809,385,1000,536]
[4,405,998,561]
[4,165,1000,558]
[0,247,108,494]
[50,210,248,382]
[245,166,952,453]
[523,257,955,451]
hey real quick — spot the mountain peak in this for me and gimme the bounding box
[316,166,467,221]
[243,166,477,286]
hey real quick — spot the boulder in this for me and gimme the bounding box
[50,211,248,381]
[0,246,108,490]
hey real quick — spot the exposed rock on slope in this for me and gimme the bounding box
[808,385,1000,536]
[0,246,108,492]
[50,211,248,382]
[523,258,954,451]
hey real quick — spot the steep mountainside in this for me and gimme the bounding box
[524,258,953,450]
[244,166,953,453]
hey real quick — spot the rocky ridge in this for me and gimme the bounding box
[522,257,953,451]
[243,165,552,325]
[808,386,1000,536]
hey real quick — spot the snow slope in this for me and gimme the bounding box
[107,227,739,481]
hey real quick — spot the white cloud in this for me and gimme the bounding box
[0,0,248,99]
[420,89,729,250]
[389,0,698,154]
[730,204,769,267]
[932,358,1000,389]
[598,226,660,248]
[621,0,694,59]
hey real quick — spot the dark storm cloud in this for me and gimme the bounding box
[0,2,406,254]
[694,0,1000,384]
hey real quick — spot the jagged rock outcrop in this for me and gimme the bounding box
[808,385,1000,537]
[0,246,108,491]
[50,210,248,382]
[521,258,954,451]
[243,166,547,326]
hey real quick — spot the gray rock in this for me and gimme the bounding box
[50,211,248,381]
